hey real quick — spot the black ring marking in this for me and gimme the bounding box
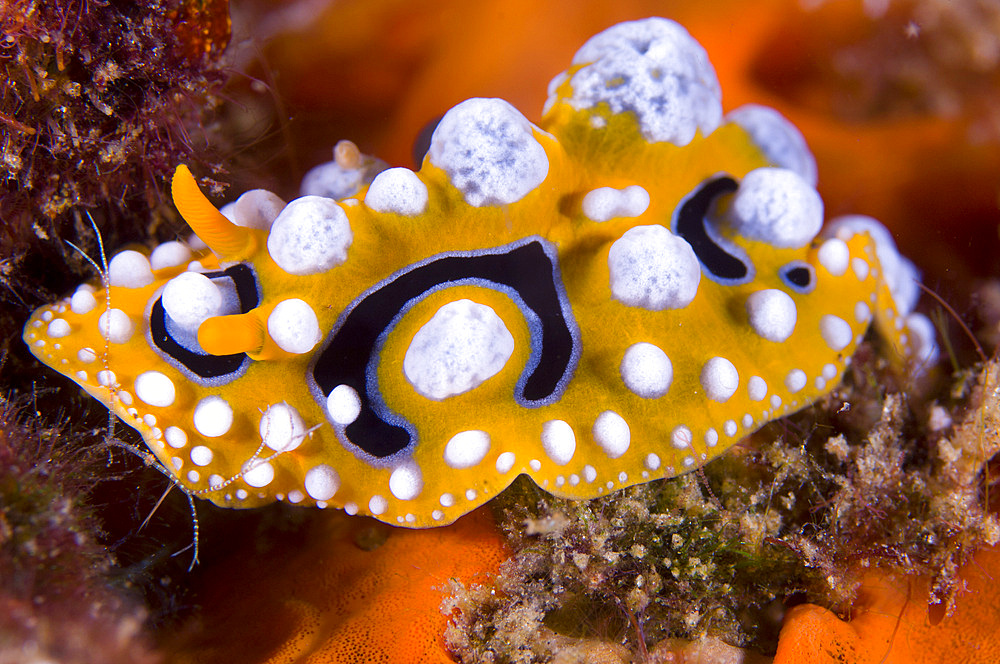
[780,261,816,293]
[150,264,260,379]
[675,176,749,282]
[312,239,577,460]
[785,267,812,288]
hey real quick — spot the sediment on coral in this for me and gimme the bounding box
[445,342,1000,662]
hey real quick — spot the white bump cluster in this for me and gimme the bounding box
[855,301,872,324]
[746,289,797,342]
[722,168,822,249]
[559,17,721,145]
[364,167,429,216]
[671,425,693,449]
[150,241,193,270]
[369,495,388,515]
[134,371,176,408]
[428,98,549,207]
[826,215,921,316]
[725,104,817,186]
[222,189,286,230]
[267,196,352,275]
[541,420,576,466]
[165,426,187,448]
[495,452,516,474]
[608,225,700,310]
[305,464,340,501]
[267,299,321,354]
[785,369,807,393]
[259,402,306,452]
[193,396,233,438]
[593,410,630,458]
[242,460,274,488]
[620,342,672,398]
[747,375,767,402]
[299,151,387,199]
[444,430,491,469]
[403,299,514,400]
[852,258,870,281]
[389,462,423,500]
[582,185,650,222]
[47,319,70,338]
[70,287,97,314]
[190,445,213,466]
[817,238,850,277]
[326,384,361,425]
[819,314,853,352]
[97,309,134,344]
[108,250,154,288]
[163,272,223,331]
[701,356,739,402]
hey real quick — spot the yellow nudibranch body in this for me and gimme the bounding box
[24,18,935,527]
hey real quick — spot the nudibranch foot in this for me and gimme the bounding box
[24,17,936,528]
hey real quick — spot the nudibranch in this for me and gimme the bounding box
[24,18,935,527]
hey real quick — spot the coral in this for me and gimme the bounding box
[164,507,507,663]
[446,476,808,661]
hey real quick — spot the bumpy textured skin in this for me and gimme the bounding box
[23,18,928,527]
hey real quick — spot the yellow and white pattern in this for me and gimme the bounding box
[24,18,934,527]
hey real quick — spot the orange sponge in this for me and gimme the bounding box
[167,508,506,663]
[774,545,1000,664]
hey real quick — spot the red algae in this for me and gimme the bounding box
[0,399,161,664]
